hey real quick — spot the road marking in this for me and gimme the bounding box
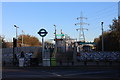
[3,74,55,78]
[41,71,62,77]
[64,71,111,76]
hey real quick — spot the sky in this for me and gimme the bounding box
[2,2,118,42]
[118,2,120,16]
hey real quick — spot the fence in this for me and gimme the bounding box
[2,47,42,66]
[2,47,120,67]
[55,51,120,66]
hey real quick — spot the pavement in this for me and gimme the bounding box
[2,66,120,80]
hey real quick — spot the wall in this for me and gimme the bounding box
[2,47,42,63]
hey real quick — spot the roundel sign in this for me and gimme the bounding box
[38,28,48,37]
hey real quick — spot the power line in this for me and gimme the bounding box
[88,3,117,19]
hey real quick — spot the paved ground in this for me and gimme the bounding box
[2,66,120,80]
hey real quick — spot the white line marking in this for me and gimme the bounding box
[41,71,62,77]
[64,71,111,76]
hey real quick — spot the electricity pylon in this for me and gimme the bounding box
[75,12,89,42]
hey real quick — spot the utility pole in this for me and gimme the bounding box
[75,12,89,42]
[101,22,104,51]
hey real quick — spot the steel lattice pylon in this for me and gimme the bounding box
[75,12,89,42]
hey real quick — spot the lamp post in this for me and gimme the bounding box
[54,24,57,47]
[14,24,19,39]
[101,22,104,51]
[54,24,57,41]
[13,24,19,65]
[22,30,24,46]
[53,24,57,58]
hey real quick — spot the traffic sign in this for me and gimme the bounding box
[38,28,48,37]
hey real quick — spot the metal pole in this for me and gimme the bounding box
[65,35,66,52]
[22,35,23,46]
[101,22,104,51]
[14,25,19,46]
[14,25,19,39]
[54,25,57,42]
[53,24,57,58]
[41,37,45,66]
[13,38,15,65]
[54,24,57,47]
[16,27,17,39]
[13,25,19,66]
[42,37,44,59]
[22,30,24,46]
[79,29,80,41]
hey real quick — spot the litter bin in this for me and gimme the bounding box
[19,58,24,67]
[50,58,56,66]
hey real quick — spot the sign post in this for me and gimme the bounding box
[42,37,44,60]
[38,28,48,66]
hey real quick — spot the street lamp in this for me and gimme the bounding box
[22,30,24,46]
[14,24,19,39]
[101,22,104,51]
[53,24,57,58]
[54,24,57,40]
[13,24,19,65]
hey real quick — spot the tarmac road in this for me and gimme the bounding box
[2,66,120,80]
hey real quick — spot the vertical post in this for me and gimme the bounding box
[42,37,45,66]
[101,22,104,51]
[79,28,81,41]
[22,30,24,46]
[14,24,18,39]
[13,25,19,66]
[73,39,77,63]
[65,34,66,52]
[16,27,17,39]
[13,38,17,65]
[14,25,19,46]
[42,37,44,59]
[54,25,57,44]
[13,38,15,65]
[22,35,23,46]
[54,24,57,58]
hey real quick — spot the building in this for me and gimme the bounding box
[55,34,76,53]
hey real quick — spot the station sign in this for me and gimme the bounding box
[38,28,48,37]
[56,34,64,36]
